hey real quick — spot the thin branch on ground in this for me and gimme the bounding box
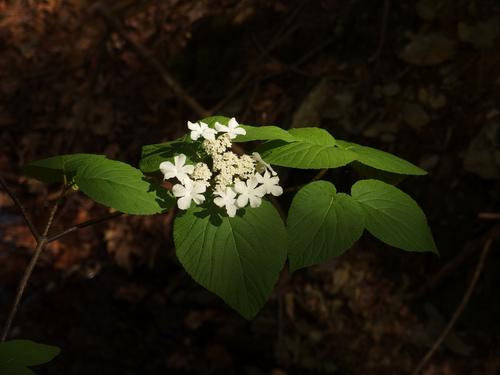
[47,211,124,243]
[90,4,209,118]
[210,1,306,114]
[478,212,500,220]
[369,0,391,63]
[1,186,67,342]
[410,236,495,375]
[0,176,40,241]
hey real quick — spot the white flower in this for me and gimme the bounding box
[190,162,212,185]
[237,154,255,179]
[215,117,246,139]
[159,154,194,183]
[255,171,283,196]
[234,177,265,208]
[214,171,234,191]
[203,133,232,156]
[172,178,206,210]
[213,187,238,217]
[188,121,217,141]
[252,152,277,176]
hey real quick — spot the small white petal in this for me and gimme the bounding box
[236,195,249,208]
[213,196,225,208]
[177,196,192,210]
[192,193,205,205]
[228,117,239,128]
[270,185,283,196]
[172,184,186,197]
[202,127,217,141]
[159,161,176,179]
[226,204,237,217]
[249,196,262,208]
[175,154,186,166]
[214,122,227,132]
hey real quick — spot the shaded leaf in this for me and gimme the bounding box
[337,140,427,175]
[257,140,357,169]
[139,139,197,174]
[174,201,287,319]
[23,154,105,183]
[351,179,437,253]
[236,125,296,143]
[75,158,172,215]
[0,340,60,375]
[287,181,364,271]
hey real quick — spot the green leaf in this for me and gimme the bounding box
[139,140,197,173]
[23,154,105,183]
[0,365,34,375]
[75,158,173,215]
[351,179,437,253]
[199,115,230,128]
[287,181,365,271]
[200,115,296,143]
[174,201,287,319]
[288,127,337,146]
[257,140,357,169]
[337,140,427,175]
[235,125,297,143]
[0,340,60,375]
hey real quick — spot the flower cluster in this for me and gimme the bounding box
[159,118,283,216]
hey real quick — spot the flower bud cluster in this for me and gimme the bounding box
[159,118,283,216]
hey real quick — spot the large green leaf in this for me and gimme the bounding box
[23,154,105,183]
[257,140,357,169]
[236,125,297,143]
[351,179,437,253]
[288,127,337,145]
[0,340,60,375]
[174,201,287,319]
[139,139,197,173]
[75,158,172,215]
[200,115,296,143]
[337,140,427,175]
[287,181,365,271]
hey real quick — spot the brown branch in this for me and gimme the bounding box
[478,212,500,220]
[410,237,494,375]
[210,1,305,114]
[369,0,391,63]
[90,4,209,118]
[47,211,124,243]
[0,176,40,241]
[1,186,66,341]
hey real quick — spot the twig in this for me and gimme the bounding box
[410,237,494,375]
[210,1,306,114]
[47,211,124,243]
[1,186,66,341]
[369,0,391,63]
[90,4,209,118]
[0,176,40,241]
[478,212,500,220]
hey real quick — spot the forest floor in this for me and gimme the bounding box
[1,1,500,374]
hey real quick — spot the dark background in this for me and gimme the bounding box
[1,1,499,374]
